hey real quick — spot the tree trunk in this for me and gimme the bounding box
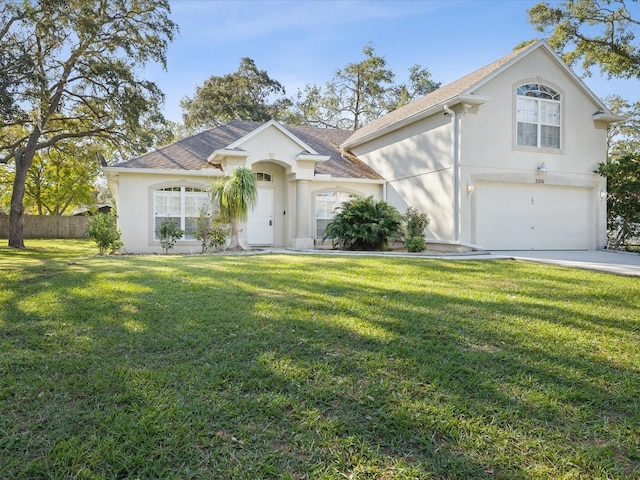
[226,220,240,250]
[8,130,40,248]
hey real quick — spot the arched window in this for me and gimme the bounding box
[154,186,210,240]
[516,83,561,149]
[315,191,358,239]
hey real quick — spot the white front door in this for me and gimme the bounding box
[247,188,275,245]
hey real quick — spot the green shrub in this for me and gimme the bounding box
[405,235,426,252]
[85,210,123,255]
[323,196,404,251]
[192,208,229,253]
[157,218,183,254]
[404,206,430,237]
[403,207,430,252]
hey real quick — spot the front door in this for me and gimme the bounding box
[247,188,275,245]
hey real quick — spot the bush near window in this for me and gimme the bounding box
[404,206,430,252]
[323,196,403,251]
[157,218,183,254]
[192,208,229,253]
[85,210,123,255]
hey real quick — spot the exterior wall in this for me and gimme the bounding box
[353,46,608,249]
[351,114,454,241]
[108,122,385,253]
[457,47,608,249]
[114,172,215,254]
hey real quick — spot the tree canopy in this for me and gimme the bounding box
[0,139,101,216]
[180,57,292,133]
[290,44,440,130]
[528,0,640,78]
[0,0,178,248]
[596,153,640,248]
[605,95,640,156]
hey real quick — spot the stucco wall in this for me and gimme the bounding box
[457,47,608,248]
[352,46,608,249]
[113,173,214,254]
[351,114,455,240]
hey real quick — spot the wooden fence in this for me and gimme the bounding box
[0,215,89,239]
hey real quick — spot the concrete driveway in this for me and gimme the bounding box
[491,250,640,277]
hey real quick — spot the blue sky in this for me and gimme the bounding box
[148,0,638,123]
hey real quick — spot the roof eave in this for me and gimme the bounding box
[592,112,626,123]
[207,149,250,163]
[103,166,224,177]
[342,94,490,150]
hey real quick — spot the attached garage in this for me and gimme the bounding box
[475,182,590,250]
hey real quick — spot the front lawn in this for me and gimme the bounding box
[1,240,638,479]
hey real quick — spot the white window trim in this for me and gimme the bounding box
[149,183,211,245]
[313,189,361,240]
[514,82,564,154]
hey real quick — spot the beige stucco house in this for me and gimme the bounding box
[104,40,618,254]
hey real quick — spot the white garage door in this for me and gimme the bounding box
[476,182,589,250]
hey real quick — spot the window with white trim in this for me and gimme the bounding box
[154,187,210,240]
[516,83,561,149]
[315,191,358,239]
[254,172,272,182]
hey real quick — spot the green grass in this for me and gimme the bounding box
[1,240,639,479]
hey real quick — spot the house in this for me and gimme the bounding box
[104,40,618,254]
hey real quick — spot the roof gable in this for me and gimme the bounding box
[343,40,616,148]
[225,119,320,155]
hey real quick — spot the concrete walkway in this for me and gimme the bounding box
[269,248,640,277]
[490,250,640,277]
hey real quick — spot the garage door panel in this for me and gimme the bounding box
[476,183,588,250]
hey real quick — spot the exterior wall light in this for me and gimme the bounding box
[537,162,548,175]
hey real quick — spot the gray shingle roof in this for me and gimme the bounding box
[113,120,381,180]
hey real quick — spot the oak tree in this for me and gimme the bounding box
[0,0,178,248]
[528,0,640,78]
[180,58,292,133]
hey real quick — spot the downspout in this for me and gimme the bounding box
[443,104,460,242]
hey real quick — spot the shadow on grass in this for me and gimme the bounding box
[0,252,638,478]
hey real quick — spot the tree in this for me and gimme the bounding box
[291,44,440,130]
[214,167,257,250]
[605,95,640,156]
[180,58,292,133]
[0,3,32,122]
[596,153,640,248]
[528,0,640,78]
[0,138,101,215]
[0,0,178,248]
[386,64,442,112]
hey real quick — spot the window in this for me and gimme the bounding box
[154,187,210,240]
[315,191,358,239]
[516,84,561,149]
[254,172,272,182]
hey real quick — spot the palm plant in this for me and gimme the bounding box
[323,196,404,250]
[214,167,257,250]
